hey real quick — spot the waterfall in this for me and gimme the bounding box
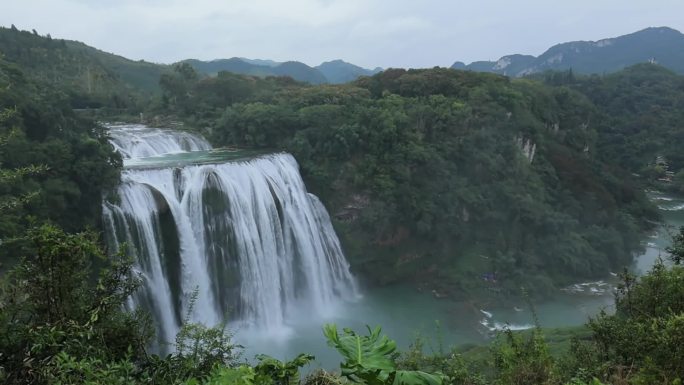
[103,124,357,346]
[108,124,211,159]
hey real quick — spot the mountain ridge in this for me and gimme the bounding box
[0,25,379,90]
[183,57,380,84]
[451,27,684,76]
[315,59,382,83]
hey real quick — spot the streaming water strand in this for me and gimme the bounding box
[102,125,357,346]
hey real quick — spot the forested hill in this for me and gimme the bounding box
[0,54,121,265]
[567,64,684,175]
[183,58,327,84]
[153,64,661,296]
[0,25,378,109]
[452,27,684,77]
[316,59,383,83]
[0,26,168,109]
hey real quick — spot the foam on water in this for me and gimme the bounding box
[659,203,684,211]
[479,309,534,332]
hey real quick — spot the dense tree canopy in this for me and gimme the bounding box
[536,64,684,177]
[0,55,121,265]
[154,65,659,296]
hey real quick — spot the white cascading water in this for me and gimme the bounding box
[102,124,357,347]
[108,124,212,159]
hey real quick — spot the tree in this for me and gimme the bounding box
[575,262,684,384]
[159,62,199,111]
[491,327,558,385]
[0,225,150,384]
[666,226,684,265]
[0,107,45,213]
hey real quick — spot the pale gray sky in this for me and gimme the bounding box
[1,0,683,69]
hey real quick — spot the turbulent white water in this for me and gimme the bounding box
[478,309,533,332]
[102,125,357,347]
[108,124,211,159]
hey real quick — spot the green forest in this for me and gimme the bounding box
[2,25,684,384]
[153,64,662,297]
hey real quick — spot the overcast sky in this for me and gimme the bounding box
[2,0,683,69]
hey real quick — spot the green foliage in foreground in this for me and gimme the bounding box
[0,225,149,384]
[2,223,684,384]
[324,324,443,385]
[183,354,314,385]
[255,354,315,385]
[578,263,684,383]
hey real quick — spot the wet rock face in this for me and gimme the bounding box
[516,136,536,163]
[335,193,370,223]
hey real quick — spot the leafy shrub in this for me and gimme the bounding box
[0,224,150,385]
[582,263,684,384]
[491,327,558,385]
[397,337,486,385]
[303,370,347,385]
[255,353,314,385]
[184,354,314,385]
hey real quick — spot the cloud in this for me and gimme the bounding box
[349,16,433,39]
[1,0,683,68]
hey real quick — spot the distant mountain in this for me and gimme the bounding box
[315,60,382,83]
[182,58,274,77]
[185,57,380,84]
[0,26,378,92]
[271,61,328,84]
[238,58,280,67]
[452,27,684,76]
[184,57,327,84]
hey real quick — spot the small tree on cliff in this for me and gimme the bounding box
[666,226,684,265]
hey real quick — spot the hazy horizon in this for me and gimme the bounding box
[2,0,683,69]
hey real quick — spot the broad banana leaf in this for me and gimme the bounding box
[323,324,445,385]
[392,370,445,385]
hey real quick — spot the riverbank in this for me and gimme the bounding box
[237,190,681,370]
